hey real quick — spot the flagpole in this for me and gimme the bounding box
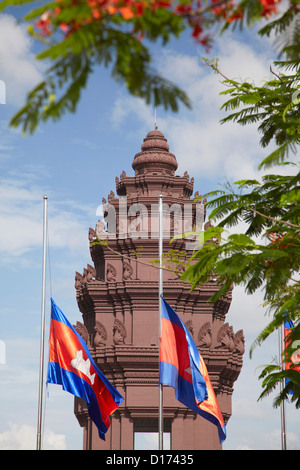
[158,194,163,451]
[36,195,48,451]
[279,324,287,450]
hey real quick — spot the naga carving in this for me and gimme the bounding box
[123,261,133,280]
[113,319,126,345]
[198,322,212,348]
[217,323,235,351]
[95,219,106,238]
[234,329,245,355]
[94,321,107,347]
[85,264,96,282]
[107,263,116,282]
[76,265,96,290]
[75,272,84,291]
[88,227,97,243]
[185,320,194,337]
[73,321,89,345]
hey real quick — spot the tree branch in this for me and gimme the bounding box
[92,238,183,274]
[183,0,231,17]
[248,207,300,229]
[270,65,283,82]
[201,58,231,82]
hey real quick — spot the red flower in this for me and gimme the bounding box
[176,3,192,14]
[227,6,243,22]
[92,7,101,18]
[59,22,69,31]
[260,0,281,17]
[191,23,203,39]
[35,10,52,36]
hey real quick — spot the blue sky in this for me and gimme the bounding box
[0,8,299,450]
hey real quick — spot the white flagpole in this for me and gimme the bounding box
[36,195,48,450]
[279,324,287,450]
[158,194,163,450]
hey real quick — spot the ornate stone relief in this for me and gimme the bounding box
[107,263,116,282]
[234,329,245,355]
[198,322,212,348]
[113,319,126,345]
[94,321,107,347]
[73,321,89,345]
[88,227,97,243]
[185,320,193,337]
[108,190,115,203]
[217,323,235,351]
[123,261,133,280]
[95,220,106,238]
[75,264,96,291]
[85,264,96,282]
[75,272,84,291]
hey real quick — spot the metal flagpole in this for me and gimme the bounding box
[36,195,48,450]
[158,194,163,451]
[279,324,287,450]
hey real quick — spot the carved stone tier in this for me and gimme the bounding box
[74,129,244,450]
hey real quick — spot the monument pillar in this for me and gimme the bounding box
[74,130,244,449]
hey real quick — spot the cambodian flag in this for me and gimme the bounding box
[159,297,226,444]
[47,298,124,440]
[284,319,300,392]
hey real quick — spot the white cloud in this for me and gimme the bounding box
[111,94,154,130]
[0,179,43,257]
[0,174,92,265]
[216,37,273,85]
[110,37,277,184]
[227,285,270,337]
[0,120,19,162]
[261,428,300,451]
[232,397,266,420]
[0,423,66,450]
[161,42,272,179]
[286,431,300,450]
[0,14,44,106]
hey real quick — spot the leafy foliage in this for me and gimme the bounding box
[7,3,192,134]
[11,22,191,134]
[181,35,300,406]
[1,0,299,133]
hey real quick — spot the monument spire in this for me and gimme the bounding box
[132,129,178,176]
[74,129,245,450]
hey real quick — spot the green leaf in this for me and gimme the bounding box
[280,188,300,205]
[239,92,261,104]
[227,233,256,245]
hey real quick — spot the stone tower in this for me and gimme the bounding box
[74,130,244,450]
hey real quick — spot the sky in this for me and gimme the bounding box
[0,7,299,450]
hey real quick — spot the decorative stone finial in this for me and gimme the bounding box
[132,130,178,175]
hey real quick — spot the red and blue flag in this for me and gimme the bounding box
[47,298,124,440]
[284,319,300,392]
[159,297,226,444]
